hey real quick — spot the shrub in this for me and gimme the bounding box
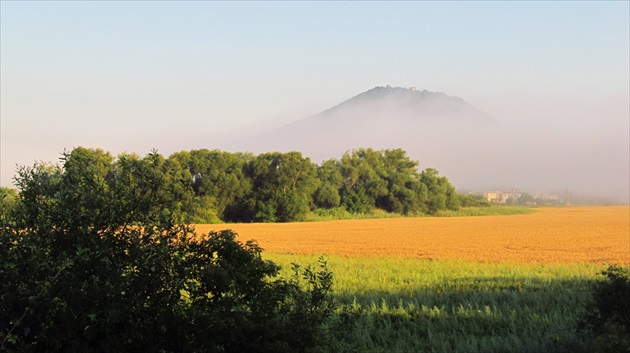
[458,193,491,207]
[0,148,334,353]
[578,265,630,353]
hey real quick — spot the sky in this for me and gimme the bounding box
[1,1,628,199]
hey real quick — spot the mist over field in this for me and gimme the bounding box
[1,2,628,203]
[225,87,629,203]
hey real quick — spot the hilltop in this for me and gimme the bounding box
[316,85,495,125]
[229,86,500,188]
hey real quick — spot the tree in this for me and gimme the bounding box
[131,147,465,221]
[169,149,251,223]
[0,147,334,353]
[375,148,426,215]
[313,183,341,210]
[313,160,343,209]
[419,168,460,214]
[238,152,320,222]
[338,148,387,213]
[0,187,19,223]
[336,148,436,215]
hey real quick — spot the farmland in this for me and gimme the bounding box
[3,147,628,352]
[195,206,630,264]
[196,206,630,352]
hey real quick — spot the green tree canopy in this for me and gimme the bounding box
[333,148,447,215]
[313,159,343,209]
[240,151,320,222]
[169,149,251,223]
[419,168,460,214]
[0,187,19,224]
[0,147,334,352]
[4,146,464,225]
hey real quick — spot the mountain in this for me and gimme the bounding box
[217,86,629,200]
[229,86,499,182]
[315,86,495,126]
[266,86,496,140]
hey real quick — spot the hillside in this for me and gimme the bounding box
[221,86,628,200]
[316,86,495,125]
[229,86,501,189]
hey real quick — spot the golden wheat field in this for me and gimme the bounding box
[195,206,630,264]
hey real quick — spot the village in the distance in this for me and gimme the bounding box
[464,189,612,206]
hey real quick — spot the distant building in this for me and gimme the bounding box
[484,191,512,204]
[531,192,560,202]
[410,86,416,91]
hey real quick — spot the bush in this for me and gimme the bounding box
[0,148,334,353]
[0,187,18,218]
[458,193,491,207]
[578,265,630,353]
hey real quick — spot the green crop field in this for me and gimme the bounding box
[266,254,604,353]
[195,206,630,352]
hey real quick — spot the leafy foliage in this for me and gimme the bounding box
[171,147,462,222]
[5,146,465,225]
[0,148,334,353]
[458,193,492,207]
[578,265,630,353]
[313,160,343,209]
[419,168,460,214]
[169,149,252,222]
[334,148,458,216]
[0,187,18,223]
[225,151,320,222]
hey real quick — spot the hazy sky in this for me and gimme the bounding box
[1,2,628,196]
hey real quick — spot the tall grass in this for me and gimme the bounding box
[266,254,607,353]
[306,206,535,222]
[305,207,406,222]
[433,206,536,217]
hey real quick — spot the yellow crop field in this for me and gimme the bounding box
[195,206,630,264]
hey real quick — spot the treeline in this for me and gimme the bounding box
[6,147,462,223]
[172,147,461,222]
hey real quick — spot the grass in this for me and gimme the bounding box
[305,207,405,222]
[195,206,630,352]
[433,206,536,217]
[304,206,536,222]
[266,254,608,353]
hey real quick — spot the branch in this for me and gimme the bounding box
[1,307,30,349]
